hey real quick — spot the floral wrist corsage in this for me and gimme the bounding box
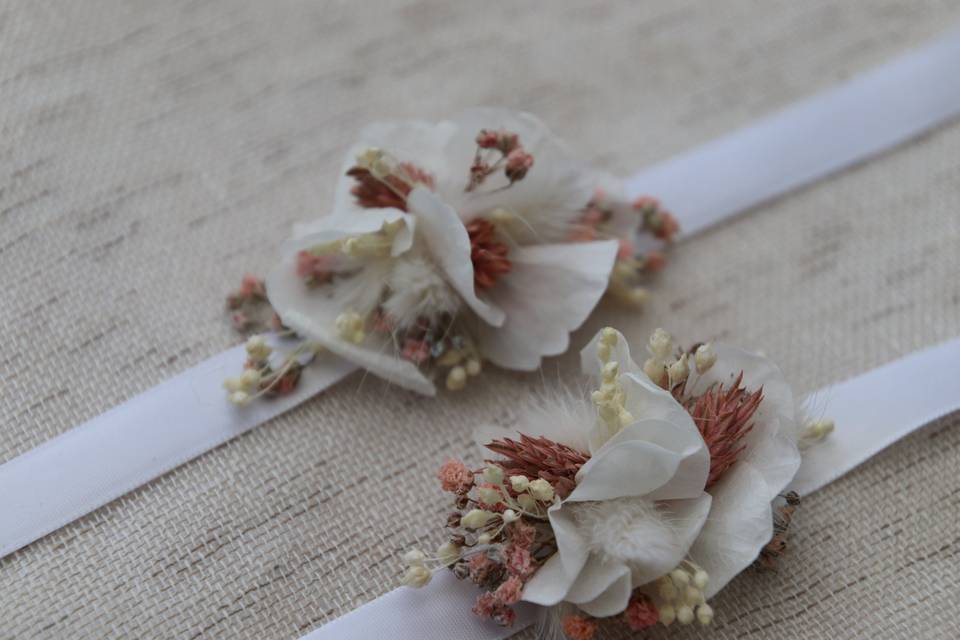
[224,109,677,402]
[400,327,833,638]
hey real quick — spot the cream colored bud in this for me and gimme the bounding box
[239,369,261,390]
[626,287,651,306]
[402,549,427,566]
[658,578,678,601]
[401,565,432,588]
[648,328,673,358]
[490,207,514,224]
[476,487,502,505]
[676,605,694,625]
[460,509,494,529]
[697,603,714,625]
[668,353,690,386]
[223,377,242,392]
[228,390,250,406]
[659,604,676,626]
[465,358,482,376]
[517,494,537,512]
[643,357,667,387]
[482,465,504,485]
[694,343,717,373]
[477,532,492,545]
[527,478,555,502]
[693,569,709,590]
[446,366,467,391]
[670,569,690,587]
[436,541,461,566]
[509,475,529,492]
[684,585,701,604]
[502,509,519,524]
[245,335,271,361]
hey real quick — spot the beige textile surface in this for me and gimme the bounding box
[2,1,960,638]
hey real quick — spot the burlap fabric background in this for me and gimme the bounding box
[3,1,960,638]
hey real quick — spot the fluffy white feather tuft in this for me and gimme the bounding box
[570,497,679,567]
[381,255,461,327]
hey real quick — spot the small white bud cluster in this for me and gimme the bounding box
[435,343,482,391]
[643,328,672,388]
[223,336,274,405]
[400,549,432,588]
[335,311,366,344]
[656,563,713,627]
[591,328,634,439]
[799,418,834,448]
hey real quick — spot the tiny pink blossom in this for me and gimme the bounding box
[401,339,430,364]
[476,129,500,149]
[494,576,523,605]
[617,238,634,260]
[438,460,474,494]
[632,195,659,211]
[644,251,666,272]
[509,522,537,549]
[238,274,266,298]
[472,592,497,618]
[623,594,659,630]
[295,251,334,283]
[504,544,534,579]
[504,148,534,182]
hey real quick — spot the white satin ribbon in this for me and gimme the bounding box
[0,344,356,558]
[303,336,960,640]
[3,26,960,560]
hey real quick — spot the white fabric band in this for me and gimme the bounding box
[3,26,960,560]
[302,336,960,640]
[0,345,356,558]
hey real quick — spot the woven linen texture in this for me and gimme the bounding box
[2,1,959,638]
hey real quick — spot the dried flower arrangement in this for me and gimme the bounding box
[223,109,677,402]
[400,327,832,638]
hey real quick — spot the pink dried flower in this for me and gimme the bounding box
[492,606,516,627]
[401,339,430,364]
[654,211,680,242]
[504,148,534,182]
[295,251,335,285]
[509,521,537,549]
[631,195,659,212]
[238,274,266,298]
[623,593,659,630]
[504,544,534,579]
[494,576,523,605]
[472,592,498,618]
[562,615,597,640]
[476,129,500,149]
[643,251,666,272]
[438,460,474,494]
[617,238,634,260]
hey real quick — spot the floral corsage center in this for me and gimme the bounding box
[400,327,833,637]
[225,109,678,400]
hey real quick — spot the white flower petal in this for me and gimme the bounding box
[596,399,709,501]
[406,187,505,327]
[285,208,415,257]
[689,463,774,598]
[266,255,435,395]
[475,240,619,370]
[566,562,631,617]
[629,494,713,587]
[568,428,684,503]
[522,507,589,606]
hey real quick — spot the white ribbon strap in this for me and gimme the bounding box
[3,26,960,559]
[303,337,960,640]
[626,26,960,237]
[0,345,356,558]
